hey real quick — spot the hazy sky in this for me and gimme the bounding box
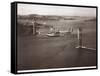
[18,4,96,17]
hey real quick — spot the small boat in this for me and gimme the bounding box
[46,32,60,37]
[46,33,55,37]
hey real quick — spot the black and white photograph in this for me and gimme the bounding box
[11,2,97,74]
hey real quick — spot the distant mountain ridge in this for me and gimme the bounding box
[17,14,77,20]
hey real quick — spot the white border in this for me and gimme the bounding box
[17,66,96,73]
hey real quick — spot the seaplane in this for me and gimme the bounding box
[46,27,73,37]
[46,27,60,37]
